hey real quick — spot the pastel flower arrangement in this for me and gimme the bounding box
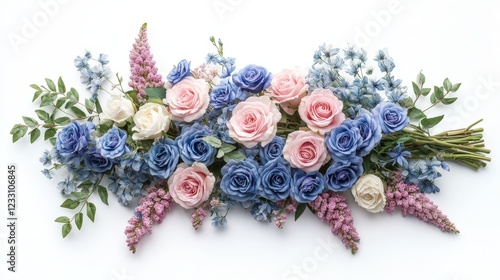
[11,23,491,254]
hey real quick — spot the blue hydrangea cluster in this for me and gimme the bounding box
[74,51,109,99]
[404,157,450,193]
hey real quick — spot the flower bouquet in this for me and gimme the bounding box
[10,23,491,254]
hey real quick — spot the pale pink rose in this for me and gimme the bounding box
[298,88,345,135]
[168,162,215,209]
[164,76,210,122]
[227,96,282,148]
[283,130,330,173]
[268,69,308,115]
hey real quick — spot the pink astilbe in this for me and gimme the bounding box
[129,23,164,101]
[125,187,173,253]
[385,172,459,233]
[191,207,207,230]
[309,191,360,254]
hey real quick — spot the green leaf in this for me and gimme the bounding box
[87,202,96,222]
[72,192,88,200]
[145,87,166,100]
[451,83,461,93]
[44,128,56,140]
[71,106,86,118]
[45,78,56,92]
[220,143,236,154]
[396,136,412,144]
[434,86,444,100]
[399,97,413,108]
[64,100,77,109]
[29,128,41,143]
[11,124,28,143]
[62,223,72,238]
[223,151,246,163]
[67,88,79,102]
[147,98,165,105]
[95,98,103,114]
[420,88,431,96]
[443,78,452,92]
[97,185,109,206]
[60,199,80,210]
[295,203,307,221]
[441,97,458,105]
[408,107,426,121]
[54,216,70,223]
[216,149,225,158]
[32,90,43,102]
[54,117,71,125]
[49,137,56,145]
[22,116,38,128]
[30,84,42,91]
[57,77,66,93]
[126,90,140,105]
[35,109,50,122]
[412,82,420,96]
[202,136,222,148]
[417,71,425,86]
[420,115,444,130]
[40,93,57,107]
[55,97,67,108]
[75,213,83,230]
[85,99,95,113]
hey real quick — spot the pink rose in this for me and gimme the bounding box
[298,88,345,135]
[283,130,330,173]
[168,162,215,209]
[227,96,282,148]
[164,76,210,122]
[268,69,308,114]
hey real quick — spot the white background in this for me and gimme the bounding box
[1,0,499,279]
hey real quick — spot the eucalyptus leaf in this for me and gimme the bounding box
[421,115,444,130]
[60,199,80,210]
[57,77,66,93]
[62,223,72,238]
[54,216,70,223]
[87,202,96,222]
[75,213,83,230]
[29,128,41,143]
[45,78,56,92]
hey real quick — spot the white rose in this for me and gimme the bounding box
[132,103,170,140]
[100,93,135,126]
[351,174,386,213]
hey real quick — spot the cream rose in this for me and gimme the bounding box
[164,76,210,122]
[100,93,135,126]
[226,95,282,148]
[168,162,216,209]
[132,103,170,140]
[268,69,308,115]
[351,174,386,213]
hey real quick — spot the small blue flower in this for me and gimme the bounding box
[258,158,291,202]
[145,139,180,180]
[220,159,260,202]
[209,79,236,109]
[211,215,227,228]
[98,54,109,65]
[98,128,130,159]
[41,169,54,179]
[324,157,363,192]
[83,147,113,173]
[259,136,285,165]
[39,150,52,167]
[372,102,409,134]
[290,170,324,203]
[232,64,272,93]
[354,111,382,157]
[167,59,191,84]
[55,121,95,164]
[250,200,274,222]
[325,119,362,161]
[175,124,216,166]
[206,53,220,64]
[57,176,76,194]
[388,144,411,168]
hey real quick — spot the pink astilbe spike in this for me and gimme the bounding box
[129,23,164,101]
[125,186,173,253]
[309,191,360,254]
[385,172,459,234]
[191,207,207,230]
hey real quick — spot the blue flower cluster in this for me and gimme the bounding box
[74,51,109,99]
[404,157,450,193]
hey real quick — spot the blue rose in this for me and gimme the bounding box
[56,121,95,163]
[291,170,325,203]
[259,136,285,165]
[232,64,272,93]
[220,159,260,202]
[325,119,362,161]
[210,79,236,109]
[175,124,216,166]
[325,157,364,192]
[98,128,130,159]
[145,139,180,180]
[83,147,113,173]
[167,59,191,84]
[372,102,409,134]
[258,157,291,202]
[354,111,382,157]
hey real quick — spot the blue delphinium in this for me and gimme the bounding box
[167,59,191,84]
[325,119,362,161]
[175,124,216,166]
[404,157,450,193]
[75,51,109,100]
[388,144,411,168]
[57,176,76,194]
[257,157,291,202]
[325,157,364,192]
[250,200,275,222]
[259,136,285,165]
[41,169,54,179]
[39,150,52,167]
[220,159,260,202]
[290,170,324,203]
[98,128,130,159]
[144,139,180,180]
